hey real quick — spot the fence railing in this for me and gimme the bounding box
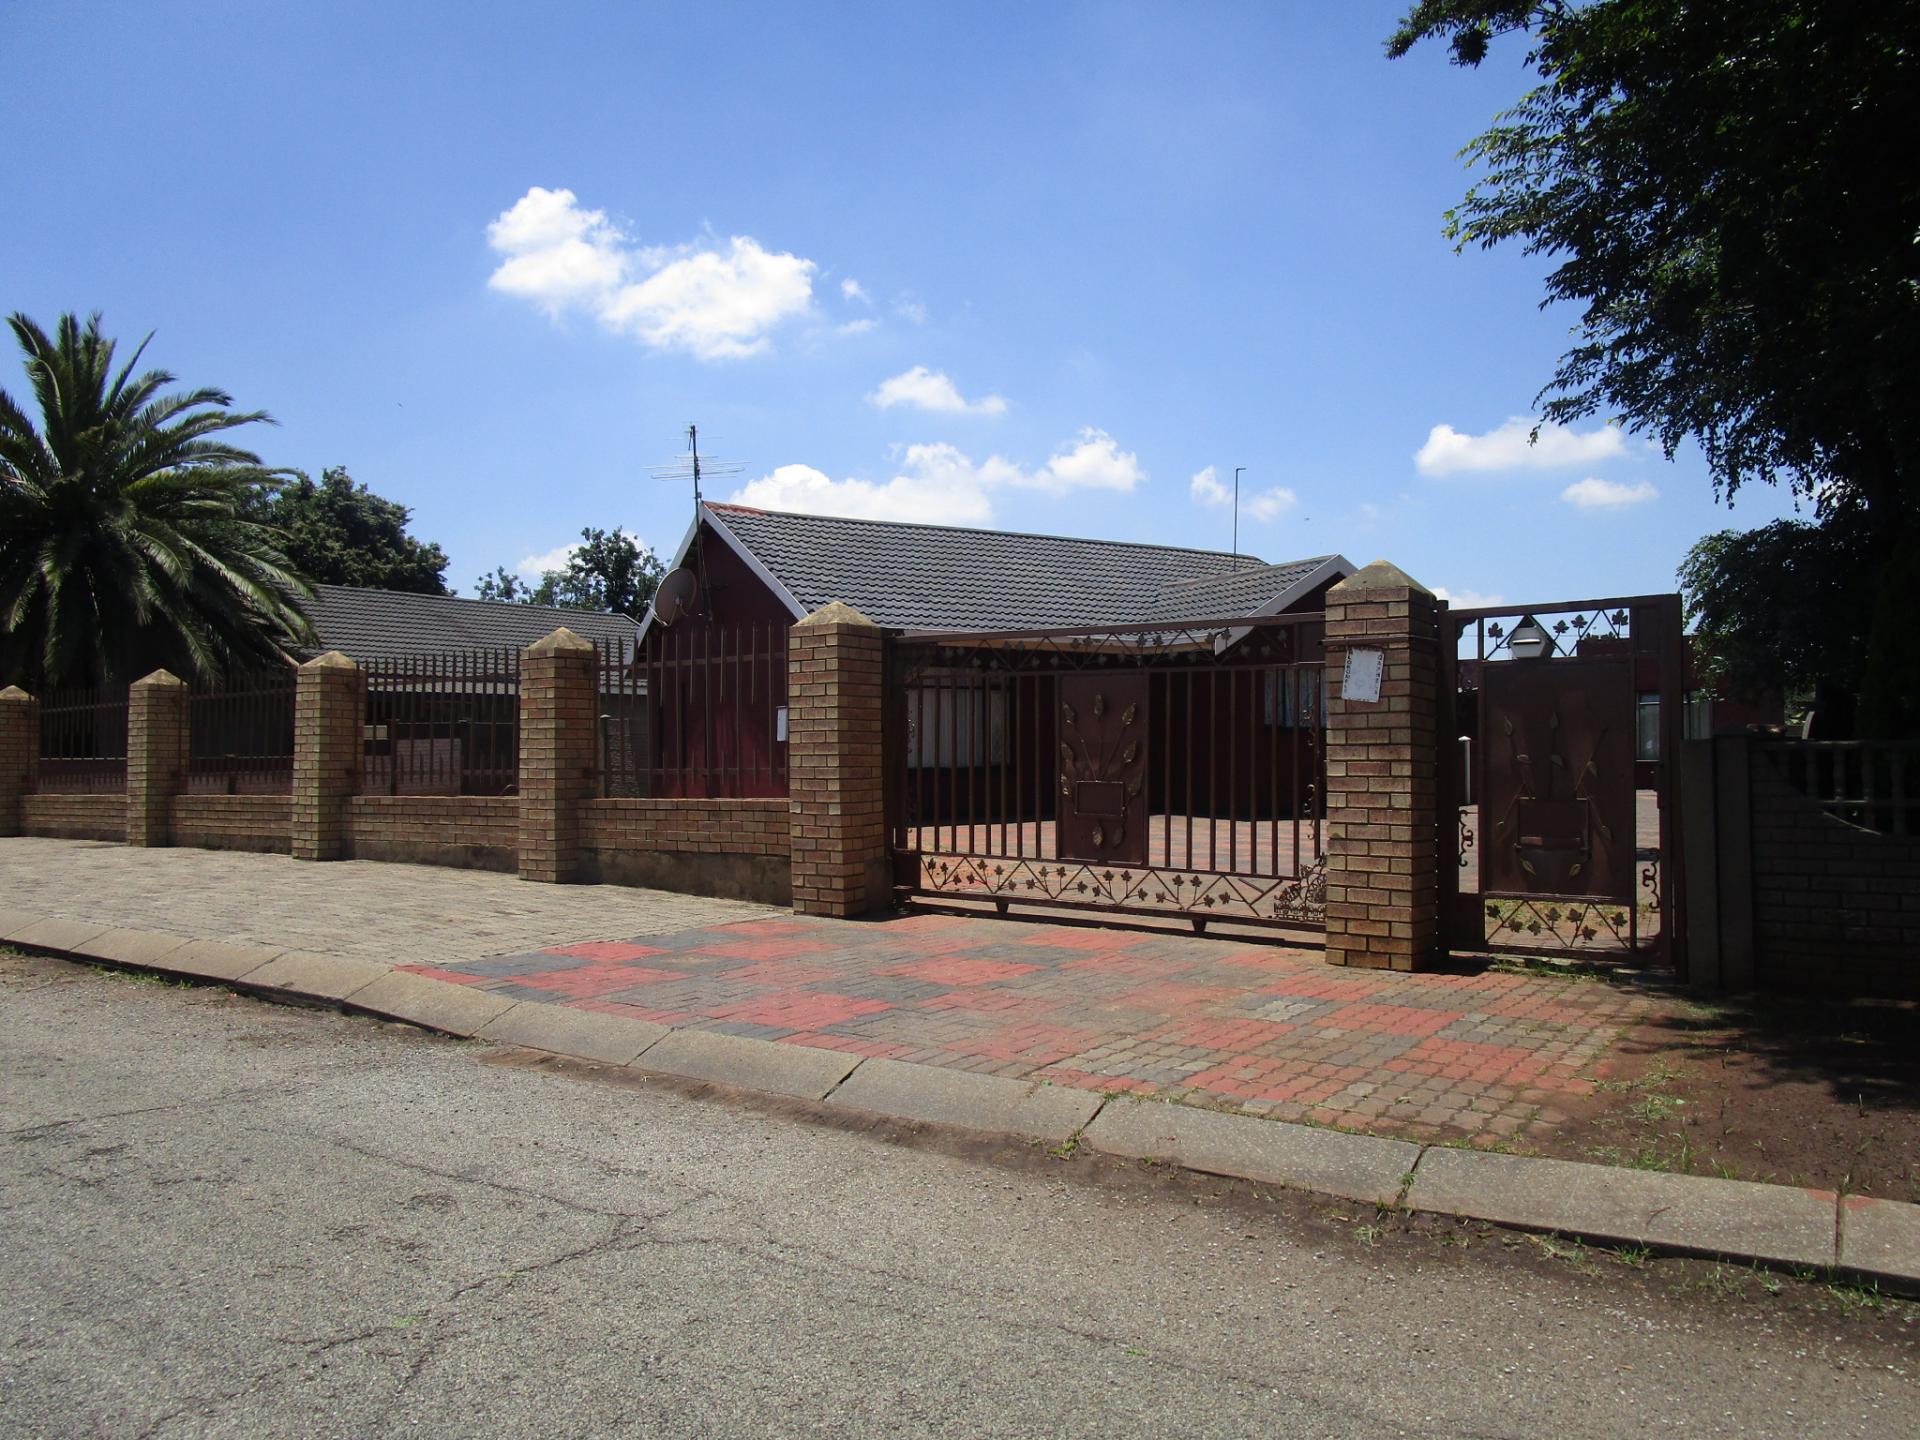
[625,623,788,799]
[359,647,521,796]
[37,685,129,793]
[1770,739,1920,837]
[188,668,296,794]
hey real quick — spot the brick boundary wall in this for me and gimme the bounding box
[580,797,792,904]
[291,652,361,861]
[345,795,519,873]
[788,603,890,917]
[0,686,35,836]
[518,628,598,884]
[126,670,189,848]
[1322,561,1442,971]
[169,794,293,854]
[19,792,126,842]
[1749,744,1920,996]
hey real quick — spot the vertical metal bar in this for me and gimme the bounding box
[1227,666,1238,873]
[701,623,714,799]
[1185,672,1195,870]
[1269,664,1280,877]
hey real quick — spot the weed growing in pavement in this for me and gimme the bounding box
[1531,1233,1598,1275]
[91,965,190,989]
[1049,1127,1085,1160]
[1613,1243,1652,1269]
[1825,1279,1887,1313]
[1353,1223,1382,1248]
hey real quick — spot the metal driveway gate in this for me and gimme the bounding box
[1441,594,1686,971]
[887,614,1328,933]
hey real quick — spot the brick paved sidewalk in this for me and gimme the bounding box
[409,911,1656,1144]
[0,836,1655,1146]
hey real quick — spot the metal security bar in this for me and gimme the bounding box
[637,622,789,799]
[888,613,1328,932]
[1772,740,1920,836]
[597,634,648,797]
[37,685,129,793]
[188,668,296,794]
[359,647,520,796]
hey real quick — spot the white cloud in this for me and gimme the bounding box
[840,277,870,304]
[485,186,815,360]
[1561,476,1658,509]
[515,528,648,580]
[837,318,877,336]
[894,295,928,325]
[728,429,1142,526]
[1189,466,1297,521]
[869,365,1007,416]
[1432,585,1507,608]
[1415,416,1627,475]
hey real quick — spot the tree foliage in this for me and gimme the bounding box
[250,466,449,594]
[0,312,313,689]
[1679,512,1871,733]
[1390,1,1920,733]
[473,527,663,619]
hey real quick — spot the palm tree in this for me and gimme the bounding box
[0,312,315,689]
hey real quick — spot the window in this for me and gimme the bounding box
[1683,690,1712,741]
[1636,693,1661,761]
[1263,668,1325,729]
[906,684,1008,768]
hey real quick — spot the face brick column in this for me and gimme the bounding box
[1323,561,1443,971]
[788,603,889,917]
[126,670,190,847]
[292,651,361,861]
[0,686,37,837]
[518,627,597,883]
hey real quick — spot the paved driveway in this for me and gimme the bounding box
[1,838,1655,1146]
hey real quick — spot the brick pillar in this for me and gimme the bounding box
[292,651,361,861]
[1323,561,1443,971]
[518,627,598,883]
[0,685,37,837]
[126,670,190,847]
[788,602,889,917]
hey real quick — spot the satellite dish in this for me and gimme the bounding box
[652,566,700,626]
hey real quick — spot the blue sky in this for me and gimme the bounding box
[5,1,1799,608]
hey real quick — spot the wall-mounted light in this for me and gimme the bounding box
[1508,615,1554,661]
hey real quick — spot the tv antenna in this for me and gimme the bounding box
[1233,466,1246,563]
[650,424,744,624]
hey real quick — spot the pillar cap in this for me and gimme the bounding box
[525,626,597,657]
[795,601,877,628]
[131,668,187,689]
[299,650,359,671]
[1329,560,1432,598]
[0,685,33,703]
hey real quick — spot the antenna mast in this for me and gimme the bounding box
[1233,466,1246,562]
[651,424,744,621]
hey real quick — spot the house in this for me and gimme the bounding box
[302,584,640,665]
[636,502,1355,802]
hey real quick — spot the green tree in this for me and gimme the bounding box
[1389,2,1920,735]
[473,527,663,619]
[252,466,449,594]
[0,312,313,689]
[1679,512,1872,736]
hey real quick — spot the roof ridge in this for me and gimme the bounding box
[313,582,639,628]
[705,502,1266,565]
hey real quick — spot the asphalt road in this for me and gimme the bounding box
[2,952,1913,1439]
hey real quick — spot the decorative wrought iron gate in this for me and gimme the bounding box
[1440,594,1686,970]
[887,614,1328,932]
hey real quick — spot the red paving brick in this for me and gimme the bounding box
[432,910,1660,1146]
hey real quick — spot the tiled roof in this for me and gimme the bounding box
[302,584,641,663]
[701,504,1347,631]
[1147,558,1340,622]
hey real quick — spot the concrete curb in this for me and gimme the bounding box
[6,918,1918,1297]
